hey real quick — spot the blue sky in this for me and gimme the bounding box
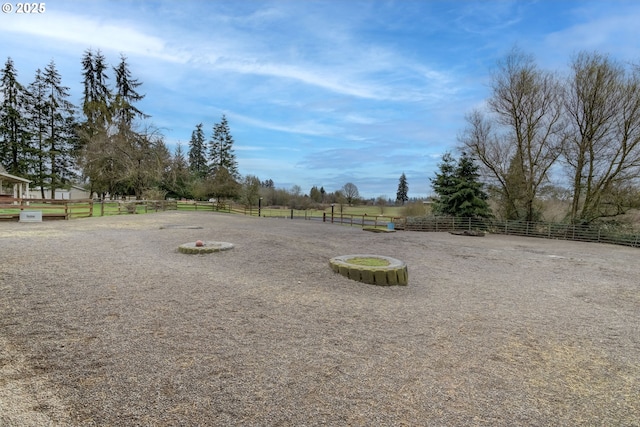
[2,0,640,199]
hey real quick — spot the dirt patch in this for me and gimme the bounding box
[1,212,639,426]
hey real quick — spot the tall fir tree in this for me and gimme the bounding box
[42,60,77,199]
[81,49,111,133]
[396,172,409,205]
[109,55,162,199]
[0,57,31,176]
[209,114,239,178]
[188,123,207,179]
[79,48,114,197]
[113,54,147,129]
[430,153,457,216]
[26,68,48,198]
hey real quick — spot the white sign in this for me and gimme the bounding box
[19,211,42,222]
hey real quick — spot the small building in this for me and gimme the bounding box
[0,164,31,201]
[28,184,91,200]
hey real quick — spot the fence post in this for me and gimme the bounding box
[290,209,293,219]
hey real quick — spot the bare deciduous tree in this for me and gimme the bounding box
[461,48,565,221]
[342,182,359,206]
[564,52,640,223]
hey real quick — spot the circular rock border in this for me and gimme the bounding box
[178,241,234,254]
[329,254,408,286]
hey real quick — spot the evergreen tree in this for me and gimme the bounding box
[108,55,161,199]
[26,68,48,198]
[163,142,191,199]
[78,48,114,197]
[42,60,77,198]
[81,49,111,130]
[113,54,147,128]
[431,152,491,218]
[396,172,409,205]
[209,114,238,178]
[188,123,207,179]
[451,152,491,218]
[0,57,31,176]
[309,185,322,203]
[430,153,457,216]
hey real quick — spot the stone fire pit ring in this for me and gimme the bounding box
[178,241,234,254]
[329,254,408,286]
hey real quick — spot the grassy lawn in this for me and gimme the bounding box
[344,256,391,266]
[321,205,404,217]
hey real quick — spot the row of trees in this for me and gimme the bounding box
[460,48,640,224]
[1,50,411,206]
[12,46,636,226]
[0,50,173,199]
[0,50,245,202]
[0,57,77,198]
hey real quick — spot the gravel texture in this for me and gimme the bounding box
[1,211,639,426]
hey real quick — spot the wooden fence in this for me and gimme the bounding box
[0,198,179,221]
[0,198,93,220]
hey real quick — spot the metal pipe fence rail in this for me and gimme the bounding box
[402,216,640,248]
[257,208,400,228]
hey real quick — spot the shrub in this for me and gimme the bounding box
[402,201,428,217]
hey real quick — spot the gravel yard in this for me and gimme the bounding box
[1,211,639,426]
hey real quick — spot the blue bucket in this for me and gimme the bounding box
[387,222,395,231]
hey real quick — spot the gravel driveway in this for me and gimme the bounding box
[1,211,639,426]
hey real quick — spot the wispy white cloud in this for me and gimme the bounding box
[545,6,640,59]
[454,0,525,35]
[234,145,265,152]
[3,0,638,198]
[1,11,189,63]
[229,112,341,137]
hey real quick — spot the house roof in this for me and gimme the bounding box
[0,164,32,183]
